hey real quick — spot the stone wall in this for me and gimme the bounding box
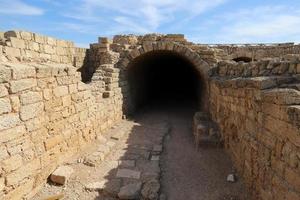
[209,61,300,199]
[0,61,123,199]
[213,43,300,61]
[0,30,300,200]
[0,30,88,68]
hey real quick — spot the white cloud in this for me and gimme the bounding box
[63,0,227,34]
[0,0,44,15]
[215,6,300,43]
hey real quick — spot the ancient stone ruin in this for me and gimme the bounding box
[0,30,299,200]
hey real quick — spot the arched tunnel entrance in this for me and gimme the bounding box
[127,50,205,112]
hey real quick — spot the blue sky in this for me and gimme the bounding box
[1,0,300,47]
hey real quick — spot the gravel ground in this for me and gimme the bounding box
[160,105,249,200]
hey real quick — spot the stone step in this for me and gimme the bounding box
[193,112,222,149]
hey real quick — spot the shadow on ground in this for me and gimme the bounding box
[92,104,248,200]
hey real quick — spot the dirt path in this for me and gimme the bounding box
[32,106,248,200]
[160,106,248,200]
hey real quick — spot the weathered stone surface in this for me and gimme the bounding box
[227,174,236,182]
[50,166,74,185]
[53,86,68,97]
[85,181,106,191]
[0,97,11,114]
[10,78,37,93]
[0,64,11,83]
[2,154,23,172]
[141,179,160,200]
[153,145,163,153]
[150,156,160,161]
[118,182,142,199]
[119,160,135,168]
[20,91,42,105]
[103,178,122,197]
[0,125,25,143]
[0,113,20,131]
[0,84,8,97]
[116,169,141,179]
[20,102,44,121]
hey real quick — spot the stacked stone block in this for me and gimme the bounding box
[0,30,88,68]
[215,43,300,61]
[209,67,300,199]
[0,61,124,199]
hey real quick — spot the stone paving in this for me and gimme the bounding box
[32,109,170,200]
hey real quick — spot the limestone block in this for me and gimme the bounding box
[34,65,52,78]
[42,89,52,100]
[10,37,26,49]
[20,31,32,40]
[56,76,73,85]
[113,35,138,45]
[142,42,154,52]
[20,102,44,121]
[100,51,120,64]
[10,95,20,112]
[2,154,23,172]
[56,46,65,55]
[44,44,55,54]
[118,182,142,199]
[44,135,63,150]
[53,86,69,97]
[4,178,34,200]
[78,82,89,91]
[98,37,111,44]
[69,84,78,94]
[25,115,47,132]
[0,148,9,161]
[24,50,35,59]
[62,95,71,107]
[0,84,8,97]
[104,179,122,197]
[4,31,21,38]
[10,78,37,93]
[141,179,160,200]
[47,37,57,46]
[34,33,46,44]
[0,125,26,143]
[6,158,40,186]
[50,165,74,185]
[0,177,4,192]
[118,160,135,168]
[20,91,42,105]
[27,41,40,51]
[4,63,36,79]
[129,48,140,59]
[116,169,141,179]
[0,64,12,83]
[85,181,106,191]
[152,145,163,155]
[0,113,20,131]
[0,97,12,114]
[51,54,60,62]
[297,63,300,73]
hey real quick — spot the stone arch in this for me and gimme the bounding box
[116,41,212,114]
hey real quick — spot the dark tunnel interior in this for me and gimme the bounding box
[127,50,203,111]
